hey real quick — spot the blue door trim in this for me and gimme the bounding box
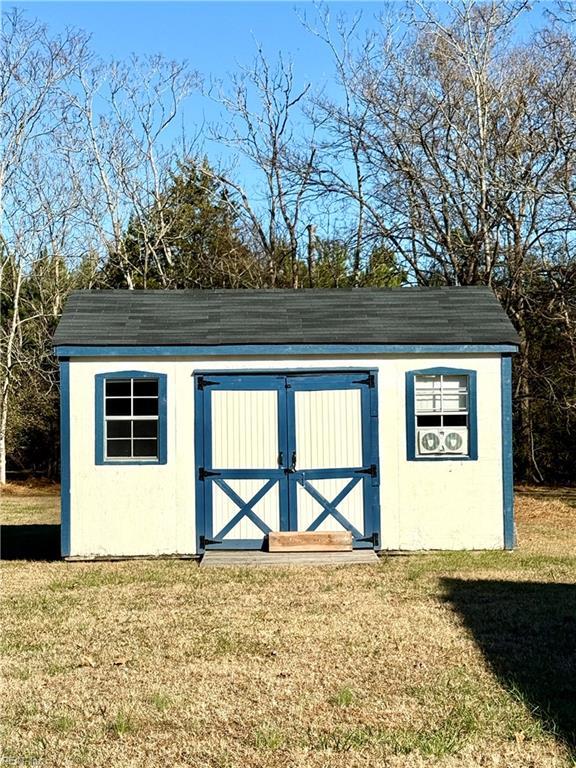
[194,379,207,553]
[194,369,381,553]
[194,372,288,551]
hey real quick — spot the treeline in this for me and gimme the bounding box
[1,2,575,484]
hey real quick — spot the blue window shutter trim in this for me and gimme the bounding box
[405,367,478,462]
[60,360,71,557]
[95,370,168,466]
[468,370,478,461]
[501,355,515,549]
[405,372,416,461]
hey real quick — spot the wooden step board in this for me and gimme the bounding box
[268,531,353,552]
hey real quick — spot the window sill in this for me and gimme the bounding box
[407,454,477,462]
[96,458,167,466]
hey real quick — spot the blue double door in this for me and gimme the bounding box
[195,371,380,551]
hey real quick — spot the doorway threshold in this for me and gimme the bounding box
[200,550,378,567]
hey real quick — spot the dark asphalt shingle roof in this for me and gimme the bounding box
[53,287,520,347]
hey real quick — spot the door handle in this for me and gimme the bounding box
[278,451,284,468]
[285,451,297,473]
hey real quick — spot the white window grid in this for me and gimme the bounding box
[104,378,159,460]
[415,374,469,415]
[414,374,470,456]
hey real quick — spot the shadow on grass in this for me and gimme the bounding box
[1,524,60,560]
[443,578,576,755]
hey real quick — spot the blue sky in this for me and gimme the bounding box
[11,2,378,88]
[12,1,549,69]
[9,1,552,226]
[12,1,387,186]
[11,2,551,140]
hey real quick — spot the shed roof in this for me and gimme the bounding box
[53,287,519,348]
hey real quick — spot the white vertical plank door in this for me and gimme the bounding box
[210,389,280,540]
[294,388,364,533]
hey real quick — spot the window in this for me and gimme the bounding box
[95,371,167,465]
[406,368,477,461]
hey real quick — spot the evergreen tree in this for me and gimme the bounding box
[102,159,263,289]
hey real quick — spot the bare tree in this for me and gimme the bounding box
[207,48,317,287]
[65,54,199,289]
[0,10,90,483]
[307,0,575,478]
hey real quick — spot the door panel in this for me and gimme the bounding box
[296,478,364,534]
[287,373,376,547]
[211,389,279,469]
[212,480,280,542]
[294,388,363,469]
[198,374,287,549]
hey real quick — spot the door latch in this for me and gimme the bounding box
[284,451,297,474]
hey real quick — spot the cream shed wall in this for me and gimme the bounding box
[64,353,505,558]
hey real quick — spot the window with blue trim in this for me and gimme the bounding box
[95,372,167,465]
[406,368,478,461]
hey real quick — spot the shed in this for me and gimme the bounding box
[53,287,519,559]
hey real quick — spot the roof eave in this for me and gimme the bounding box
[53,341,520,358]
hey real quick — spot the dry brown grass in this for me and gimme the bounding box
[1,480,60,497]
[1,490,574,768]
[516,487,576,556]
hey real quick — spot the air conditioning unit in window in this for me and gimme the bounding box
[417,428,468,456]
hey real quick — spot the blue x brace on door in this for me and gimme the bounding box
[194,371,380,551]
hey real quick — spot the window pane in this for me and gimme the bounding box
[106,398,131,416]
[443,414,467,427]
[417,414,441,427]
[133,420,157,438]
[133,398,158,416]
[106,380,131,397]
[415,375,442,412]
[442,376,468,412]
[133,439,157,457]
[442,393,468,411]
[107,439,131,457]
[443,375,467,387]
[107,420,131,438]
[133,379,158,397]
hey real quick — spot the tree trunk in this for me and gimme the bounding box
[0,386,8,485]
[307,224,315,288]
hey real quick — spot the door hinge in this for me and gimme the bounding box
[200,535,222,547]
[356,464,377,478]
[196,376,219,390]
[353,373,375,388]
[198,467,220,480]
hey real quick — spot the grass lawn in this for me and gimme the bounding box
[1,486,575,767]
